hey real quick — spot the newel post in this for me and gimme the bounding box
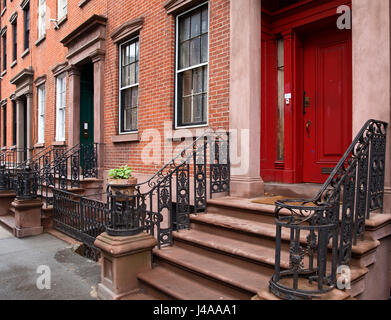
[94,191,157,300]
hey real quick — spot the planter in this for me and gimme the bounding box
[108,177,137,201]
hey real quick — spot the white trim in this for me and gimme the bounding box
[57,0,67,20]
[55,74,66,141]
[174,1,210,129]
[119,36,139,134]
[37,85,45,144]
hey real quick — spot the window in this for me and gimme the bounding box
[56,75,66,141]
[2,105,6,147]
[37,86,45,144]
[58,0,67,20]
[175,3,209,128]
[24,3,30,50]
[12,101,16,146]
[2,0,6,12]
[119,37,139,133]
[276,38,284,161]
[12,20,17,62]
[2,32,6,71]
[38,0,46,39]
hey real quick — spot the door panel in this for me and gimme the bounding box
[302,28,352,183]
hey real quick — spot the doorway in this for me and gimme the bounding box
[300,22,352,183]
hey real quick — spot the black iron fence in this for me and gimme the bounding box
[270,119,388,300]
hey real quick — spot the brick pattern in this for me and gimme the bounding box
[0,0,230,179]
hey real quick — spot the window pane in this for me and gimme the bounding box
[190,37,200,66]
[193,94,203,123]
[193,68,203,94]
[202,93,207,121]
[182,97,192,124]
[128,42,136,63]
[201,34,208,63]
[201,8,208,33]
[203,65,208,91]
[190,12,201,38]
[182,70,192,96]
[180,16,190,41]
[180,41,190,69]
[131,87,138,107]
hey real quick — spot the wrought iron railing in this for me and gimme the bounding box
[39,143,98,207]
[53,189,109,261]
[0,148,28,190]
[106,131,230,248]
[270,119,388,300]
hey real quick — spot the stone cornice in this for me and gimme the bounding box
[34,75,47,86]
[52,62,69,77]
[9,11,18,24]
[110,17,144,44]
[10,67,34,86]
[61,14,107,47]
[20,0,30,10]
[163,0,206,15]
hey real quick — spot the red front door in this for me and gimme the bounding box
[302,26,352,183]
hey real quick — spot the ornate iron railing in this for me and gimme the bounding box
[53,189,109,261]
[39,143,98,207]
[106,131,230,248]
[270,119,388,300]
[0,148,27,190]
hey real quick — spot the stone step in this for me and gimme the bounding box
[138,266,242,300]
[0,214,15,234]
[152,245,273,298]
[121,290,158,300]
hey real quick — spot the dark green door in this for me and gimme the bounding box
[80,63,94,170]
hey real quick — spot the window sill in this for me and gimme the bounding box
[166,126,211,141]
[1,7,6,17]
[1,70,7,77]
[10,60,17,69]
[35,34,46,47]
[57,15,68,29]
[10,145,16,150]
[1,146,7,151]
[34,143,45,149]
[112,133,140,143]
[52,140,66,146]
[21,48,30,59]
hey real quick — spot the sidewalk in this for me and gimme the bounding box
[0,226,100,300]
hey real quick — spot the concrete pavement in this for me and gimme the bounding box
[0,226,100,300]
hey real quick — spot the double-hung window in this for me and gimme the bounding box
[58,0,67,20]
[2,105,6,147]
[38,0,46,39]
[24,3,30,50]
[176,3,209,128]
[37,86,45,144]
[119,37,139,133]
[56,75,66,141]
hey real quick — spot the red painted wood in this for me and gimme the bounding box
[260,0,352,184]
[302,26,352,183]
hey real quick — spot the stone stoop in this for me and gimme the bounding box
[133,196,391,300]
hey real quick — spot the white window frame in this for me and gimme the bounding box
[58,0,67,20]
[37,85,46,144]
[38,0,46,39]
[56,74,66,142]
[174,1,210,129]
[119,36,139,134]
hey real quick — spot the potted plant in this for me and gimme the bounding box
[108,165,137,200]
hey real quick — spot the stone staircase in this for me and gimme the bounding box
[123,196,390,300]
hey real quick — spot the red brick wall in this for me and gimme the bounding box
[0,0,230,179]
[0,0,106,148]
[103,0,230,176]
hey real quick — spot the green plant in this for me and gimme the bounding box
[108,165,133,180]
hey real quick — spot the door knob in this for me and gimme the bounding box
[306,121,311,137]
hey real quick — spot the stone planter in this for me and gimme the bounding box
[108,177,137,201]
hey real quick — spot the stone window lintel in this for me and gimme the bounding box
[110,17,144,44]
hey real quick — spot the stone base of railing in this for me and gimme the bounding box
[0,190,16,216]
[94,232,157,300]
[11,199,43,238]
